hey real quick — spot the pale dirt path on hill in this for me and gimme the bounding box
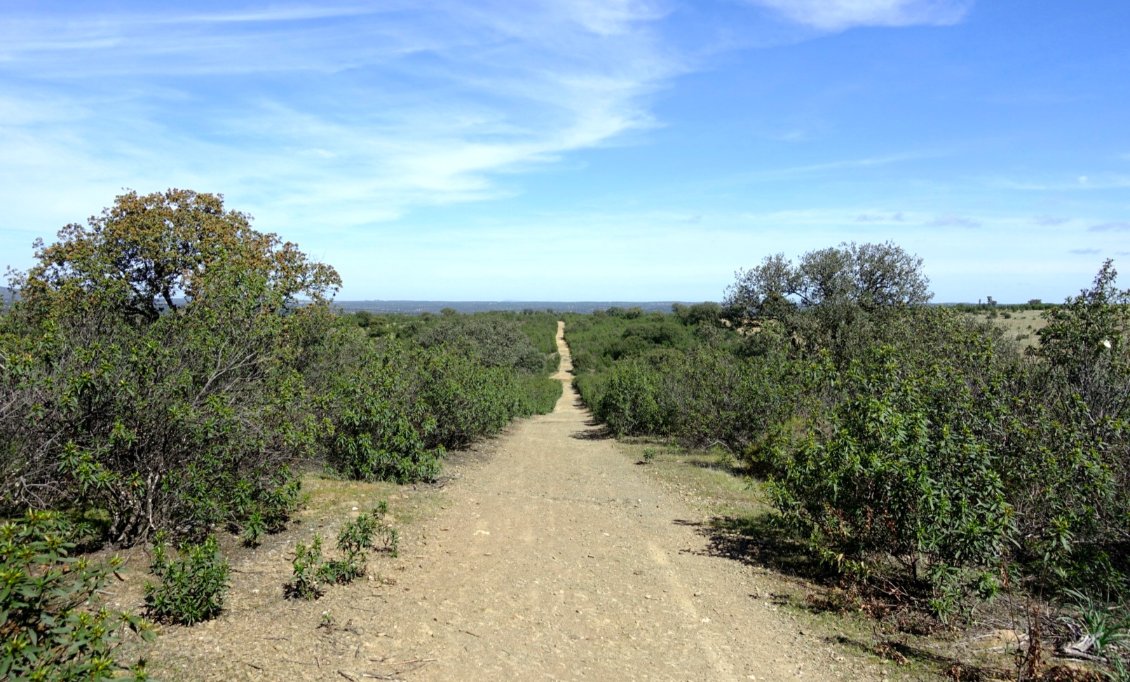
[149,322,892,681]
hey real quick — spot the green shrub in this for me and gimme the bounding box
[311,317,559,485]
[0,511,151,680]
[418,315,546,373]
[415,350,521,450]
[661,346,808,456]
[566,251,1130,615]
[768,343,1013,619]
[317,349,443,484]
[235,472,300,547]
[286,534,326,600]
[320,510,383,584]
[1,189,337,544]
[515,374,563,415]
[144,534,231,625]
[595,360,668,437]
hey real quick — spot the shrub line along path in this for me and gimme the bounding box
[152,322,887,680]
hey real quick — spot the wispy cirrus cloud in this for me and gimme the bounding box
[1090,222,1130,232]
[744,0,972,31]
[928,214,981,228]
[722,151,941,186]
[856,211,906,223]
[0,0,681,245]
[780,152,939,175]
[991,175,1130,192]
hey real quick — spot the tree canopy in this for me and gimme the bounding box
[15,188,341,323]
[724,241,932,321]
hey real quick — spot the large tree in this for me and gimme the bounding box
[725,241,931,320]
[2,189,340,543]
[724,241,932,359]
[17,188,340,323]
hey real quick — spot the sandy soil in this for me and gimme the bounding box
[143,322,894,681]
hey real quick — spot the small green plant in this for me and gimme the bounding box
[144,534,230,625]
[234,471,301,547]
[241,510,266,547]
[0,511,151,680]
[318,550,365,586]
[286,534,326,600]
[383,526,401,558]
[1109,656,1130,682]
[320,506,395,582]
[285,503,399,599]
[641,447,657,464]
[1062,589,1130,658]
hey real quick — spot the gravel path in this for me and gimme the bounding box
[149,322,890,681]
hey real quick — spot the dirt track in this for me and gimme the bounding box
[149,322,890,680]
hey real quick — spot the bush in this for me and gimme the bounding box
[286,534,326,600]
[664,346,808,456]
[768,340,1014,618]
[1,189,338,544]
[234,472,301,547]
[1013,260,1130,593]
[569,249,1130,615]
[515,373,563,414]
[762,298,1130,611]
[415,349,523,450]
[308,314,561,484]
[417,315,545,373]
[0,511,151,680]
[320,508,398,583]
[316,345,443,484]
[594,359,669,437]
[144,534,231,625]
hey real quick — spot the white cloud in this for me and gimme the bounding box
[0,1,683,254]
[928,214,981,229]
[856,211,905,223]
[554,0,672,36]
[746,0,972,31]
[991,175,1130,192]
[1091,222,1130,232]
[716,151,941,187]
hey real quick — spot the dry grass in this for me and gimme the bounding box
[101,466,457,679]
[968,309,1048,349]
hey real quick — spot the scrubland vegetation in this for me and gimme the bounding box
[0,189,561,678]
[570,243,1130,679]
[3,188,1127,680]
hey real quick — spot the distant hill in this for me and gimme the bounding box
[332,300,692,315]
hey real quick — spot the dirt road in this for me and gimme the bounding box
[150,322,889,680]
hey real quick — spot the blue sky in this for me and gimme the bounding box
[2,0,1128,302]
